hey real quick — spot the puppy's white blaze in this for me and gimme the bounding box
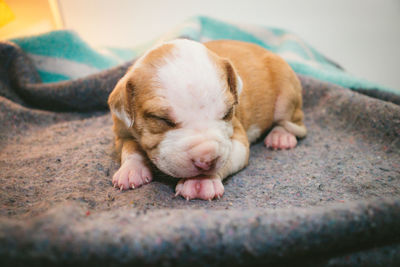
[228,140,248,174]
[246,124,262,143]
[112,108,133,129]
[156,39,227,124]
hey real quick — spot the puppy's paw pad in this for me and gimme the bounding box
[264,127,297,150]
[175,177,224,201]
[112,159,152,191]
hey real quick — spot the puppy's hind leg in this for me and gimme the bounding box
[265,83,307,150]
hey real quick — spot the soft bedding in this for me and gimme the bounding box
[1,16,399,266]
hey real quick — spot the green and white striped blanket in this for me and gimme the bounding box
[11,16,397,97]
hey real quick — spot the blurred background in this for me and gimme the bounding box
[1,0,399,90]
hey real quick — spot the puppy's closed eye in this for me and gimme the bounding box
[146,113,177,128]
[222,106,234,121]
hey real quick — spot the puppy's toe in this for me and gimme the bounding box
[286,134,297,149]
[265,126,297,150]
[112,168,131,190]
[112,158,153,191]
[175,177,224,201]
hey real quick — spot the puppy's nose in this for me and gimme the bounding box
[192,157,218,171]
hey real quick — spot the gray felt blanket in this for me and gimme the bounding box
[0,41,400,266]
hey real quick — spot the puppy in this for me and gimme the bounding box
[108,39,306,200]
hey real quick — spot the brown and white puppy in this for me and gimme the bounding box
[108,39,306,200]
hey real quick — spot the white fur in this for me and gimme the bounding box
[121,150,143,164]
[246,124,262,143]
[237,75,243,96]
[216,139,248,179]
[281,121,307,138]
[112,108,133,129]
[229,140,248,174]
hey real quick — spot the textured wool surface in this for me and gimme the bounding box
[0,41,400,266]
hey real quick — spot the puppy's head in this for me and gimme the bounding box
[108,39,242,178]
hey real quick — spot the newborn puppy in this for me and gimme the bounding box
[108,39,306,200]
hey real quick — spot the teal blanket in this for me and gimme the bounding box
[11,16,397,96]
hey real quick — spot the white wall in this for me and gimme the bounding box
[59,0,400,90]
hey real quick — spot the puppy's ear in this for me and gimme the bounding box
[224,59,243,104]
[108,74,135,128]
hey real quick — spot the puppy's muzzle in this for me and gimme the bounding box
[192,156,219,171]
[188,140,220,172]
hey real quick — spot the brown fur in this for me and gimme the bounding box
[108,44,179,162]
[204,40,305,137]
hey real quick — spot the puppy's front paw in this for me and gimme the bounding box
[264,126,297,150]
[175,176,224,201]
[112,158,152,191]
